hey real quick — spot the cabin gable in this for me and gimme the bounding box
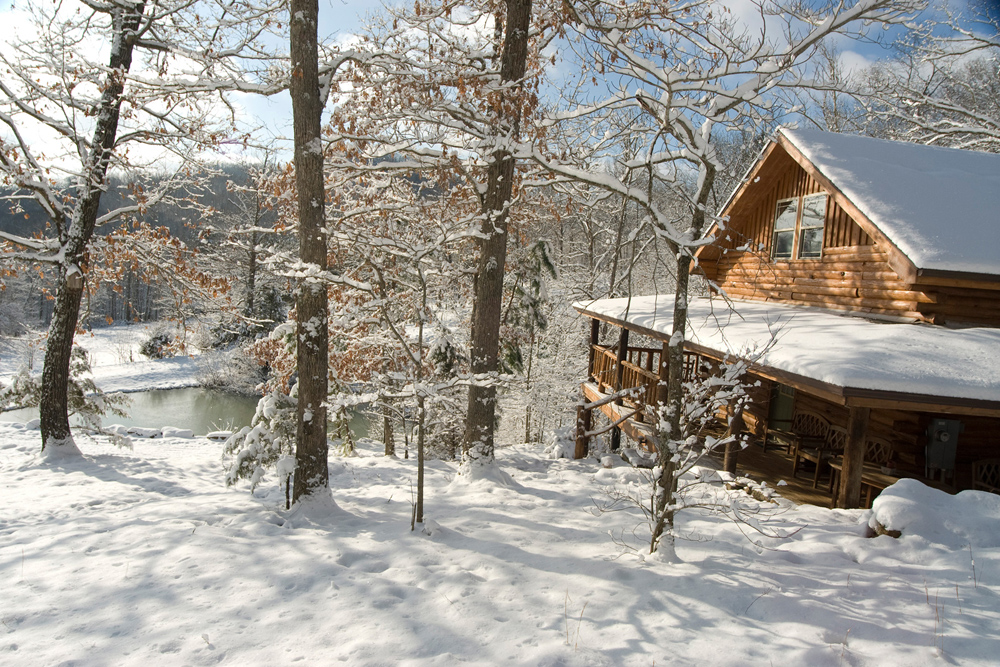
[697,137,1000,326]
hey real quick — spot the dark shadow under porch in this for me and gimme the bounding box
[705,441,835,508]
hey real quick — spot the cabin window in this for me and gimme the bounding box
[771,199,797,260]
[770,193,828,260]
[798,194,828,259]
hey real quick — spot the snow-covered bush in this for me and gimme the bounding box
[222,389,297,492]
[196,346,268,395]
[140,331,174,359]
[542,426,575,460]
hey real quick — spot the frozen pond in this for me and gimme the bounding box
[1,387,257,435]
[0,387,370,437]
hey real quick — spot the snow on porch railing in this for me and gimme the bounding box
[589,344,702,421]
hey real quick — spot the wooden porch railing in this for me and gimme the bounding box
[590,344,702,418]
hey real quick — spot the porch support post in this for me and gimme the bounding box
[723,405,744,475]
[575,398,592,459]
[838,406,870,509]
[610,328,629,451]
[656,342,669,407]
[587,318,600,381]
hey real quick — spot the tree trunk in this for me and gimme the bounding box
[416,394,425,525]
[289,0,329,503]
[246,230,258,319]
[383,403,395,456]
[39,3,145,453]
[650,162,716,554]
[524,325,534,443]
[462,0,532,468]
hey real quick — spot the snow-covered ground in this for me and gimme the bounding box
[0,324,202,393]
[3,325,999,665]
[2,425,998,666]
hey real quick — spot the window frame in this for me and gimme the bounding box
[771,197,798,260]
[770,192,829,260]
[797,193,828,259]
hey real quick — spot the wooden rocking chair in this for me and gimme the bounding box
[767,410,830,455]
[973,459,1000,494]
[793,424,846,489]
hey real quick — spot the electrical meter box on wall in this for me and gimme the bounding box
[926,418,962,480]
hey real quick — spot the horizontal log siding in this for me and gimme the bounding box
[917,285,1000,327]
[714,245,930,318]
[708,158,941,319]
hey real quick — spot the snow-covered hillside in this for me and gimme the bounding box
[1,426,998,666]
[0,325,204,393]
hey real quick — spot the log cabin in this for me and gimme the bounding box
[574,128,1000,509]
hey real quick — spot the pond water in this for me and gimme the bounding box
[0,387,371,438]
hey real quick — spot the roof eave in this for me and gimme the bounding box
[575,300,1000,417]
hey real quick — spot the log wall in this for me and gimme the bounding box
[917,285,1000,328]
[713,245,930,319]
[704,146,1000,324]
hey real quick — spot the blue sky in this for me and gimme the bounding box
[1,0,992,164]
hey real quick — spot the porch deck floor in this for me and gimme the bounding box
[710,441,836,508]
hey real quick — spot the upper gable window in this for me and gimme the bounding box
[771,193,828,260]
[772,199,798,259]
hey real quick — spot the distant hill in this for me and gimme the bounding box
[0,164,258,244]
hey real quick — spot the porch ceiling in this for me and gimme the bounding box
[573,295,1000,415]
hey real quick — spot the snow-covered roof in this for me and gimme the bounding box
[779,128,1000,276]
[575,295,1000,405]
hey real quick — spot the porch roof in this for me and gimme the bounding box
[574,295,1000,413]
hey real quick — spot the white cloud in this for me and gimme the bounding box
[836,49,875,75]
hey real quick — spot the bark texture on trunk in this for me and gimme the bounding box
[650,163,716,554]
[462,0,532,468]
[383,403,395,456]
[39,3,145,452]
[246,230,258,318]
[289,0,330,502]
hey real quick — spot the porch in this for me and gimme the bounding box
[574,295,1000,510]
[707,443,833,507]
[575,318,704,457]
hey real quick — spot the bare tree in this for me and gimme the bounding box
[322,0,560,474]
[863,3,1000,151]
[287,0,331,503]
[461,0,535,470]
[0,0,280,456]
